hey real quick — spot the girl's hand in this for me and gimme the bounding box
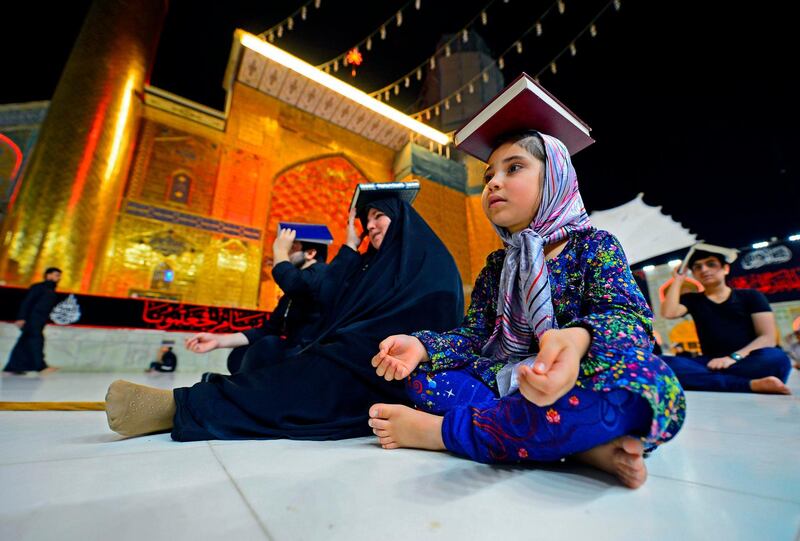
[517,327,590,406]
[185,332,221,353]
[371,334,429,381]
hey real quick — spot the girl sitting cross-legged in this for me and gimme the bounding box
[368,124,686,489]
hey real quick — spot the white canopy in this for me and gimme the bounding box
[588,193,697,265]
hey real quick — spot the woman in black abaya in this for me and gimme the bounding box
[105,197,464,441]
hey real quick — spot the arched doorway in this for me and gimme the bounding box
[260,154,370,309]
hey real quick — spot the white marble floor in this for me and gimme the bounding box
[1,371,799,541]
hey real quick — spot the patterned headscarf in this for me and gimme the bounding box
[482,132,592,361]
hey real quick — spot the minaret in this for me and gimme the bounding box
[0,0,168,291]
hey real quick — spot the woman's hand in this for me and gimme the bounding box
[371,334,430,381]
[346,208,362,250]
[517,327,590,406]
[185,332,222,353]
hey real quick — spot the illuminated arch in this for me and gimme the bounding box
[259,154,371,310]
[0,133,24,207]
[265,154,371,259]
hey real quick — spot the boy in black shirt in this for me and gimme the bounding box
[660,247,791,394]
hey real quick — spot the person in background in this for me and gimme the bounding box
[187,224,331,377]
[147,346,178,373]
[3,267,62,375]
[660,247,791,394]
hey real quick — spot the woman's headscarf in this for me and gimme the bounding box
[482,132,592,362]
[309,198,465,383]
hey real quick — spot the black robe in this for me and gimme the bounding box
[226,261,328,374]
[4,280,58,372]
[172,199,464,441]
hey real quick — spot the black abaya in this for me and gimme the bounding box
[172,199,464,441]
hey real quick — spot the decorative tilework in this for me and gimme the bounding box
[125,201,261,240]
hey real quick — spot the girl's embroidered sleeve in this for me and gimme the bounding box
[564,231,655,377]
[412,251,502,372]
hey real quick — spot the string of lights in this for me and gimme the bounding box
[257,0,324,43]
[409,0,621,123]
[316,0,425,74]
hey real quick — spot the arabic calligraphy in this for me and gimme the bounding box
[729,267,800,296]
[142,301,267,332]
[741,245,793,270]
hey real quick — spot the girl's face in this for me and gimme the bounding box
[481,142,544,233]
[366,207,392,250]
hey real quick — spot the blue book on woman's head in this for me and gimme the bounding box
[277,222,334,245]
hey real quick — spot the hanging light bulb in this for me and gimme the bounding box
[614,0,622,10]
[445,44,451,57]
[416,68,423,80]
[425,109,431,120]
[462,29,469,43]
[314,0,321,8]
[268,31,275,42]
[550,61,557,74]
[404,77,410,88]
[333,59,338,72]
[455,92,462,103]
[590,24,597,37]
[277,25,283,38]
[434,105,440,116]
[301,6,307,20]
[482,71,489,83]
[536,22,543,36]
[380,25,387,39]
[415,0,421,9]
[396,11,403,26]
[481,11,488,25]
[430,56,436,69]
[366,37,372,51]
[558,0,565,14]
[498,57,505,69]
[384,90,390,100]
[444,99,450,110]
[394,84,400,95]
[287,17,294,30]
[516,41,523,54]
[569,42,577,56]
[468,82,475,94]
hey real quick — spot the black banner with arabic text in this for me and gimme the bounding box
[0,286,269,332]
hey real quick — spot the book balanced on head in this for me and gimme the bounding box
[349,181,420,216]
[276,222,334,245]
[454,72,594,162]
[678,242,739,274]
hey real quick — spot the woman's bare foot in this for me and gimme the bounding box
[105,380,176,437]
[368,403,446,451]
[750,376,791,394]
[574,436,648,489]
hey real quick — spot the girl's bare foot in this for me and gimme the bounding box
[368,403,446,451]
[574,436,648,489]
[750,376,791,394]
[105,380,176,437]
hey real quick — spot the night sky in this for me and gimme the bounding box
[3,1,797,257]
